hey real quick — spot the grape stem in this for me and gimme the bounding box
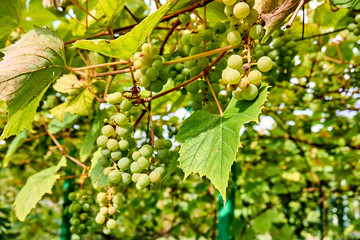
[283,0,305,30]
[66,60,130,71]
[205,75,223,117]
[142,103,155,147]
[57,173,89,180]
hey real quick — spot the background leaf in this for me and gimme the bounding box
[90,149,109,188]
[330,0,360,9]
[0,0,21,48]
[3,130,28,167]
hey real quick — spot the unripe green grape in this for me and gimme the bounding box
[142,54,153,66]
[190,34,203,46]
[185,60,197,68]
[214,22,226,34]
[140,75,151,87]
[154,139,164,149]
[179,12,191,25]
[106,92,122,104]
[140,65,149,75]
[149,171,162,183]
[113,193,124,204]
[99,156,110,167]
[154,166,165,175]
[181,68,191,77]
[163,139,172,149]
[122,172,131,184]
[107,206,116,215]
[190,46,203,55]
[244,8,259,24]
[152,60,163,71]
[227,31,242,46]
[118,139,129,151]
[95,213,106,225]
[117,157,131,170]
[106,139,118,151]
[157,149,169,160]
[137,156,150,169]
[249,24,263,40]
[106,219,117,229]
[198,80,207,90]
[257,56,273,72]
[103,167,112,176]
[130,161,142,173]
[120,99,132,111]
[150,46,160,56]
[248,70,262,85]
[227,54,243,70]
[117,124,132,137]
[132,173,141,183]
[187,82,199,94]
[102,125,114,137]
[142,43,150,52]
[224,68,241,84]
[70,217,80,226]
[246,0,255,7]
[79,212,88,221]
[138,174,150,187]
[233,2,250,19]
[146,67,159,81]
[132,151,141,160]
[202,29,214,41]
[175,74,185,83]
[207,42,220,51]
[242,83,258,100]
[181,33,191,45]
[68,192,77,201]
[175,63,184,71]
[233,88,244,100]
[272,38,282,48]
[101,148,111,157]
[96,135,108,147]
[136,183,143,190]
[197,58,210,70]
[103,227,111,235]
[355,14,360,23]
[97,192,107,202]
[191,101,202,111]
[223,0,236,5]
[134,59,142,70]
[224,5,234,16]
[134,69,142,81]
[239,77,250,90]
[108,170,121,183]
[139,144,153,157]
[113,113,127,125]
[150,80,163,92]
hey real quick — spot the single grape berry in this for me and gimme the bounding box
[139,144,153,157]
[149,171,162,183]
[227,54,243,70]
[120,99,132,111]
[102,125,114,137]
[248,70,262,85]
[214,22,226,34]
[106,92,122,104]
[233,2,250,19]
[242,84,258,100]
[97,135,108,148]
[249,24,264,40]
[108,170,121,183]
[106,219,117,229]
[224,68,241,84]
[179,12,191,25]
[118,157,131,170]
[227,31,242,46]
[257,56,273,72]
[223,0,236,6]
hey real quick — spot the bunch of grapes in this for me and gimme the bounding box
[133,43,169,93]
[347,11,360,36]
[68,190,96,235]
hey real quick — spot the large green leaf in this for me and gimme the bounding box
[330,0,360,9]
[3,130,28,167]
[0,0,21,47]
[80,110,106,162]
[74,0,178,59]
[90,149,109,188]
[13,156,67,221]
[176,85,269,199]
[96,0,126,22]
[0,27,66,139]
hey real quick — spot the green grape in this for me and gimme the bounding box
[102,125,114,137]
[111,151,122,161]
[197,58,210,70]
[190,46,203,55]
[134,59,142,70]
[139,144,153,157]
[153,55,163,62]
[108,206,116,215]
[70,218,80,226]
[207,42,220,51]
[108,170,121,183]
[152,60,163,70]
[132,151,141,161]
[181,33,191,45]
[182,68,191,77]
[157,149,168,160]
[132,173,141,182]
[224,68,241,84]
[140,65,149,75]
[137,156,149,169]
[113,113,127,125]
[97,135,108,148]
[190,66,201,77]
[69,192,77,201]
[187,82,199,94]
[257,56,273,72]
[82,203,90,211]
[223,0,236,5]
[113,193,124,204]
[175,74,185,83]
[149,171,161,183]
[134,69,142,81]
[117,157,131,170]
[102,148,111,157]
[122,172,131,184]
[146,67,159,81]
[202,29,214,41]
[117,124,132,137]
[249,24,263,40]
[214,22,226,34]
[106,219,117,229]
[138,174,150,187]
[244,8,259,24]
[120,99,132,111]
[185,59,197,68]
[79,212,88,221]
[103,227,111,235]
[95,213,106,225]
[142,43,150,52]
[106,92,122,104]
[118,139,129,151]
[149,80,163,92]
[233,2,250,19]
[106,139,118,151]
[159,69,169,80]
[179,12,191,25]
[190,34,203,46]
[97,192,107,202]
[246,0,255,7]
[175,63,184,71]
[272,38,282,48]
[154,166,165,175]
[136,183,143,190]
[248,70,262,85]
[150,46,160,56]
[191,101,202,111]
[154,139,164,149]
[242,83,258,100]
[130,161,142,173]
[140,75,151,87]
[227,54,243,70]
[227,31,242,46]
[239,77,250,90]
[355,13,360,23]
[198,80,207,90]
[224,5,234,16]
[73,203,82,213]
[163,139,172,149]
[103,167,112,176]
[233,88,243,100]
[99,156,110,167]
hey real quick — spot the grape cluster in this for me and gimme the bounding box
[133,43,168,93]
[68,190,96,235]
[347,11,360,36]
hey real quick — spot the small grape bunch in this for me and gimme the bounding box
[346,11,360,36]
[68,190,96,235]
[133,43,169,93]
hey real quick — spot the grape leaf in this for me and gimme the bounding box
[53,74,83,94]
[80,110,106,162]
[330,0,360,9]
[0,27,66,139]
[3,130,28,167]
[0,0,21,47]
[48,112,80,134]
[14,156,67,221]
[96,0,126,21]
[74,0,178,59]
[90,149,109,188]
[176,84,269,199]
